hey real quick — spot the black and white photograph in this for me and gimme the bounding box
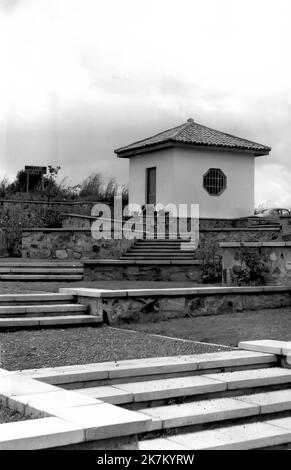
[0,0,291,458]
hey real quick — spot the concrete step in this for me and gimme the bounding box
[139,417,291,450]
[0,315,101,328]
[24,350,277,386]
[138,389,291,431]
[128,249,196,253]
[0,262,83,267]
[0,274,83,281]
[122,253,195,257]
[0,268,83,274]
[76,367,291,404]
[0,303,88,317]
[120,256,196,260]
[0,293,75,304]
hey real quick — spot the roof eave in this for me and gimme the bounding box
[115,141,271,158]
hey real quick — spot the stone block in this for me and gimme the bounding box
[0,417,84,450]
[54,403,152,441]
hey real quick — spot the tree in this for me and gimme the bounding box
[42,166,61,203]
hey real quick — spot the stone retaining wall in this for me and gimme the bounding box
[60,286,291,324]
[21,226,281,260]
[84,260,202,282]
[0,199,105,217]
[21,229,132,259]
[221,242,291,286]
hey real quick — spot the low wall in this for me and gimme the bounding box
[21,229,132,259]
[198,227,280,250]
[84,260,202,282]
[0,199,106,218]
[60,286,291,324]
[221,242,291,286]
[21,226,281,260]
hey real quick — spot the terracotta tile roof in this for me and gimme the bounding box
[115,118,271,157]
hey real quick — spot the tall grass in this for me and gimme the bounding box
[79,173,128,205]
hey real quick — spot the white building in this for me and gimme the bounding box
[115,118,271,219]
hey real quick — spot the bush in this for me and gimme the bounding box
[199,241,222,284]
[230,247,267,286]
[0,209,36,256]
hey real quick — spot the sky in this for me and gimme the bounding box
[0,0,291,207]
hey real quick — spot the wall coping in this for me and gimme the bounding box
[220,241,290,248]
[22,228,92,233]
[200,227,280,232]
[59,285,291,299]
[0,199,106,205]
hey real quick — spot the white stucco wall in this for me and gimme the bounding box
[128,148,175,209]
[128,146,256,218]
[172,147,255,218]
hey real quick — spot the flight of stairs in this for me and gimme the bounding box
[0,260,84,282]
[69,350,291,450]
[120,239,197,261]
[0,293,100,328]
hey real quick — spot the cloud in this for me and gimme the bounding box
[0,0,291,207]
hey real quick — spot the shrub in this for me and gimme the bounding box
[230,247,267,286]
[199,241,222,284]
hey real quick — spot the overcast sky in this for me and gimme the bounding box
[0,0,291,207]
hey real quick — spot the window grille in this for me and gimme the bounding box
[203,168,226,196]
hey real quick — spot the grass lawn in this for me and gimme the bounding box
[0,326,230,371]
[124,307,291,347]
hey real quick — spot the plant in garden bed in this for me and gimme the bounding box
[199,241,222,284]
[230,247,268,286]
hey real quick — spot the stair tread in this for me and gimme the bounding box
[204,367,291,390]
[18,350,277,382]
[0,268,83,273]
[0,315,100,327]
[95,367,291,403]
[0,304,87,314]
[0,294,74,302]
[140,397,258,430]
[138,389,291,430]
[139,417,291,450]
[0,275,83,281]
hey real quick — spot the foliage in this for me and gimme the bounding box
[42,166,61,203]
[0,209,36,256]
[79,173,128,205]
[0,177,9,198]
[0,204,65,255]
[199,240,222,284]
[231,247,267,286]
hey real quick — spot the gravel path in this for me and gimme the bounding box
[0,325,229,371]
